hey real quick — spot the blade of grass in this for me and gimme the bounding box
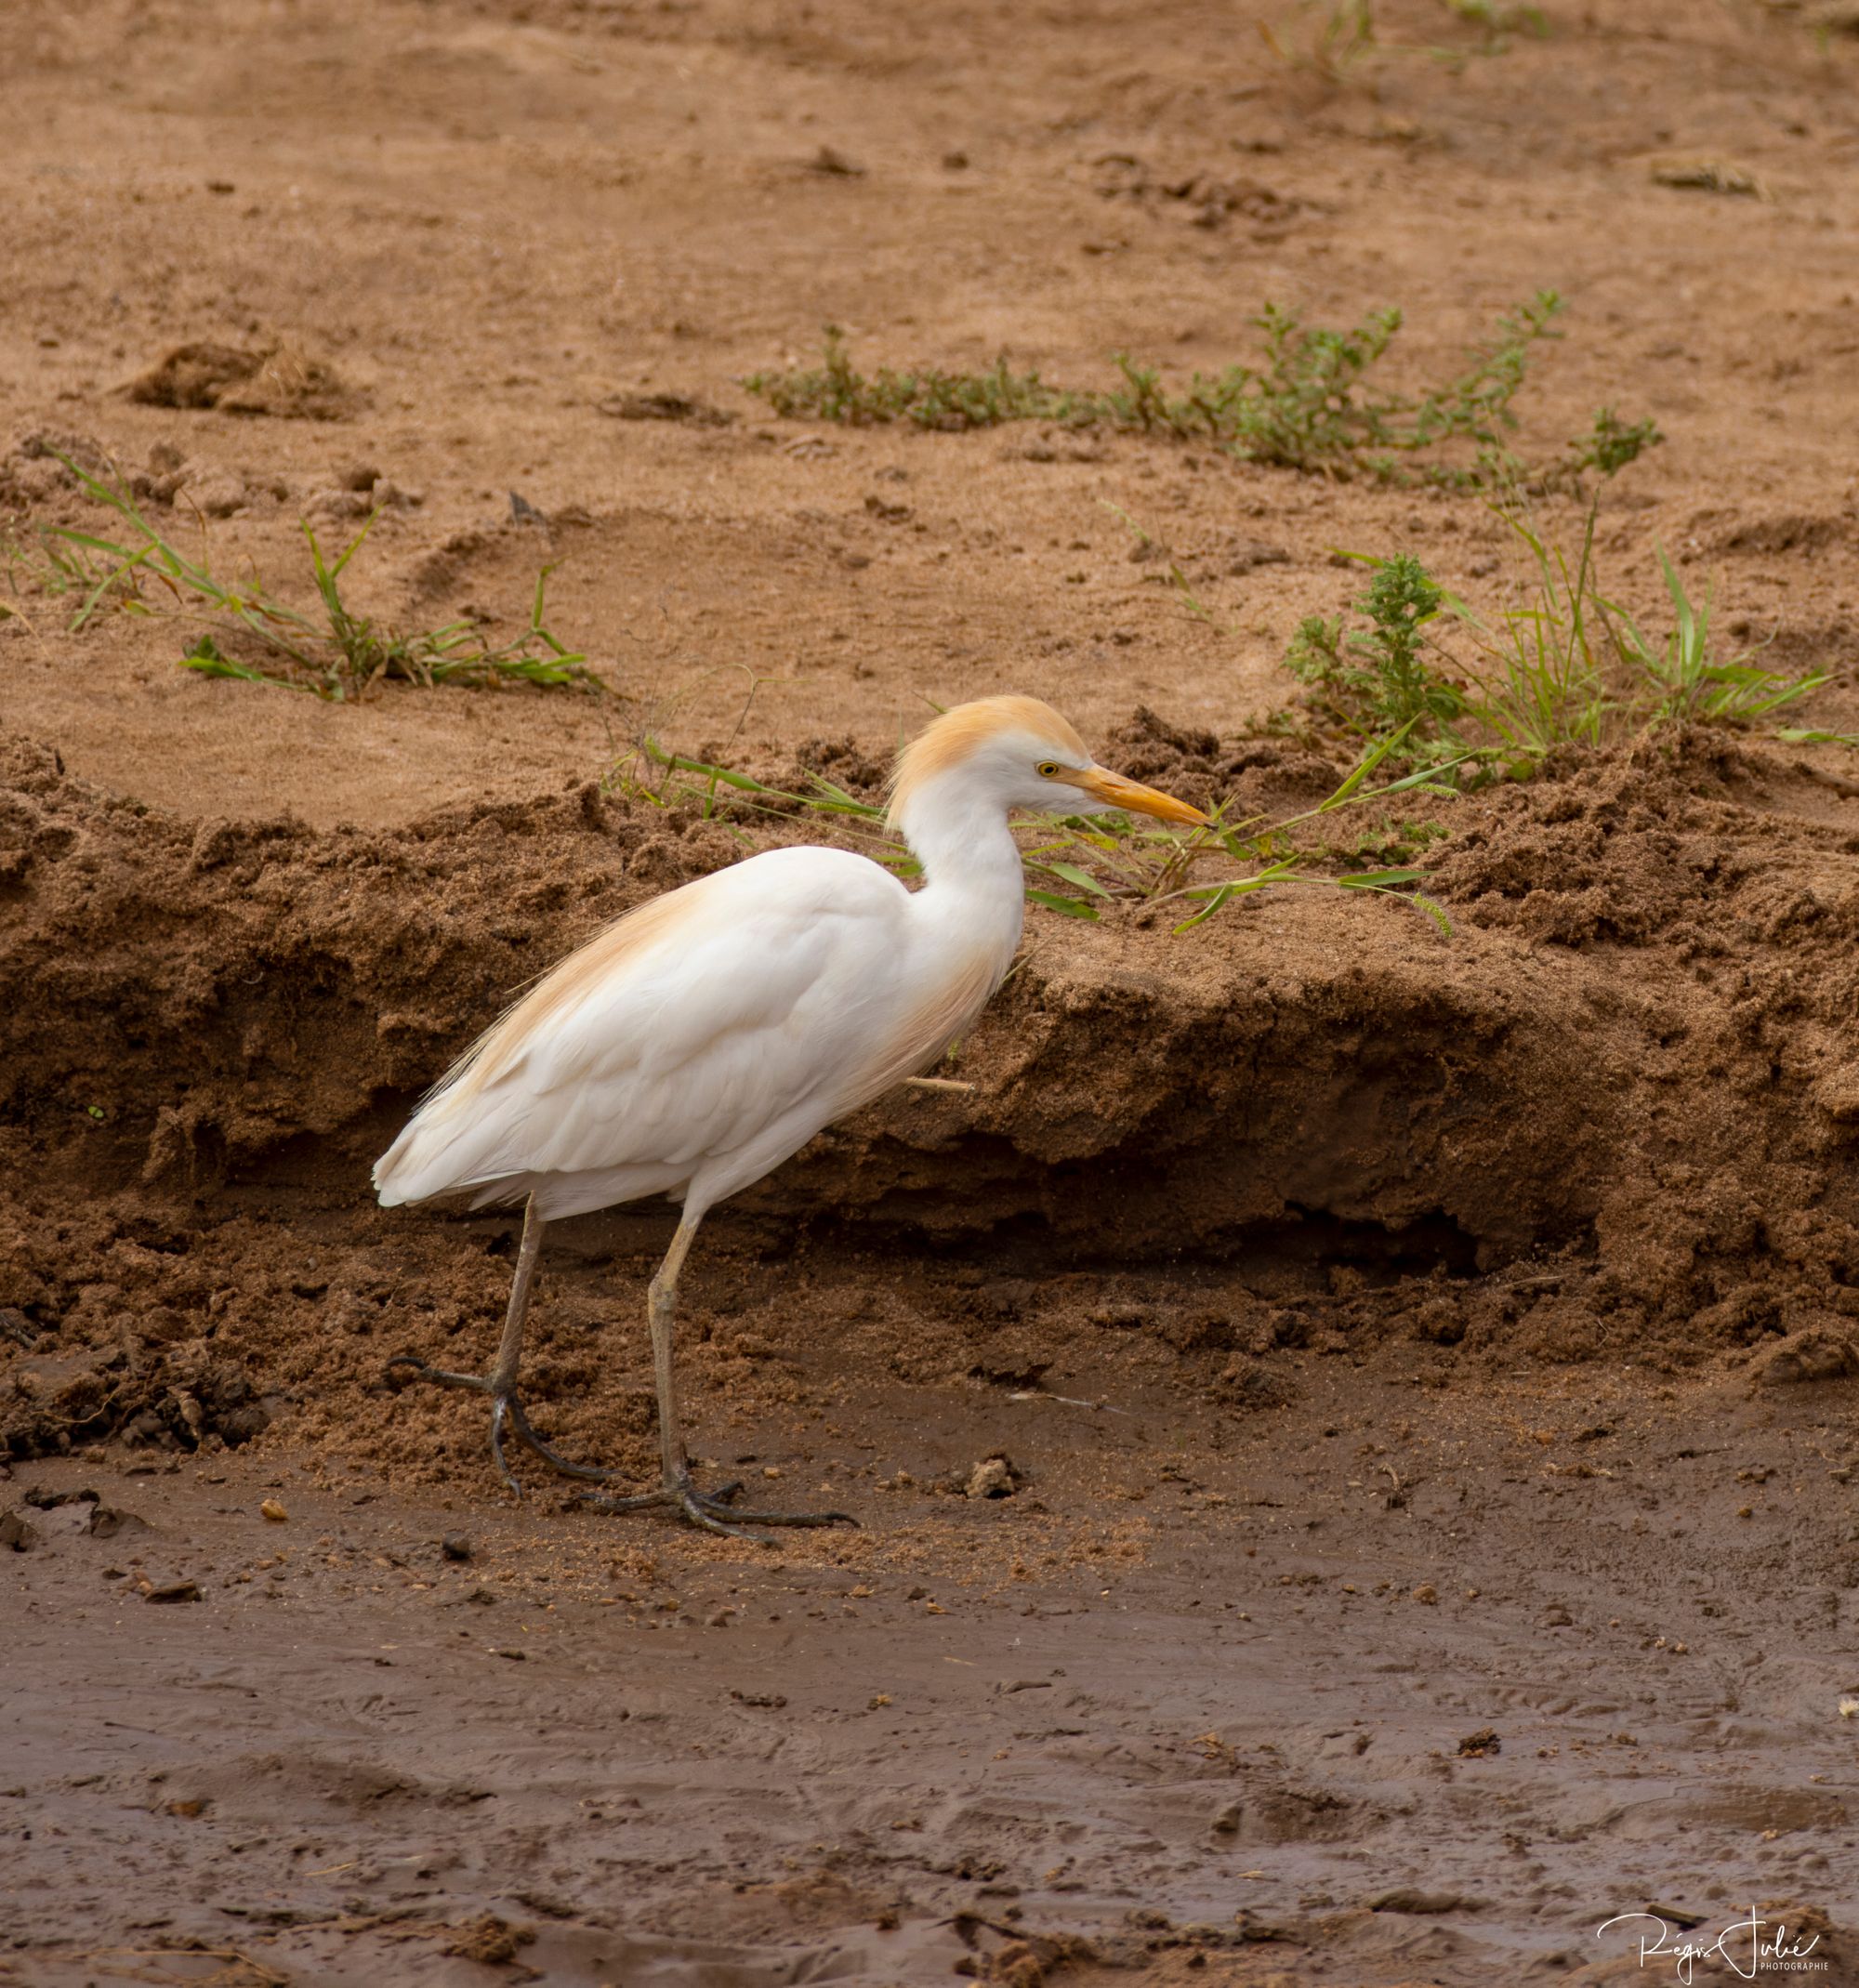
[1026,889,1101,920]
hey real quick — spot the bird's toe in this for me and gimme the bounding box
[688,1488,860,1532]
[675,1490,769,1542]
[383,1352,491,1394]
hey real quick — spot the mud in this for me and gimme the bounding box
[7,0,1859,1981]
[9,1366,1859,1988]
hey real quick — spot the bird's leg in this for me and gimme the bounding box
[386,1196,632,1494]
[580,1214,859,1541]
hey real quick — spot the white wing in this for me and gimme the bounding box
[375,846,914,1210]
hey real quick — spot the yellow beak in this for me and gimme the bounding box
[1073,765,1208,827]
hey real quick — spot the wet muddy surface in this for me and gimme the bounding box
[8,1354,1859,1986]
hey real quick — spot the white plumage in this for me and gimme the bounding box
[376,694,1204,1536]
[376,847,999,1220]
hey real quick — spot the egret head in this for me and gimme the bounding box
[886,694,1207,836]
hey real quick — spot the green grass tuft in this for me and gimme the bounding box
[1605,546,1826,728]
[1273,510,1829,782]
[5,454,595,702]
[606,721,1461,941]
[1260,0,1378,80]
[1436,0,1548,53]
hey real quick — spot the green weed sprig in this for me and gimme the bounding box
[7,454,594,701]
[1286,555,1467,762]
[605,724,1459,938]
[746,298,1659,490]
[1260,0,1378,80]
[1275,512,1829,782]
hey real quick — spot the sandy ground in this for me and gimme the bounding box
[6,0,1859,823]
[6,2,1859,1984]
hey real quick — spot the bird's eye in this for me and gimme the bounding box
[1036,761,1061,778]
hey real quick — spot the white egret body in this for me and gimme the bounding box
[376,695,1204,1534]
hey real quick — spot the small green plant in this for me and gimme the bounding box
[1260,0,1378,80]
[1278,514,1829,781]
[1605,547,1826,726]
[746,297,1659,490]
[744,330,1086,431]
[1569,408,1660,481]
[1155,723,1460,935]
[7,454,593,701]
[1436,0,1547,52]
[1285,555,1469,765]
[1341,815,1453,866]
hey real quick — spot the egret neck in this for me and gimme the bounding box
[893,766,1029,985]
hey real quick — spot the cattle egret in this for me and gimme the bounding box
[376,695,1206,1536]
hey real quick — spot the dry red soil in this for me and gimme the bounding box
[6,3,1859,1984]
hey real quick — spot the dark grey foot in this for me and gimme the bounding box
[384,1353,629,1495]
[579,1472,861,1542]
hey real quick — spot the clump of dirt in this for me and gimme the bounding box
[1,1311,270,1462]
[1087,151,1305,235]
[1431,727,1859,957]
[595,390,735,427]
[444,1915,537,1968]
[0,426,116,515]
[1097,704,1344,821]
[3,718,1857,1468]
[124,338,358,419]
[792,731,892,797]
[123,341,265,411]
